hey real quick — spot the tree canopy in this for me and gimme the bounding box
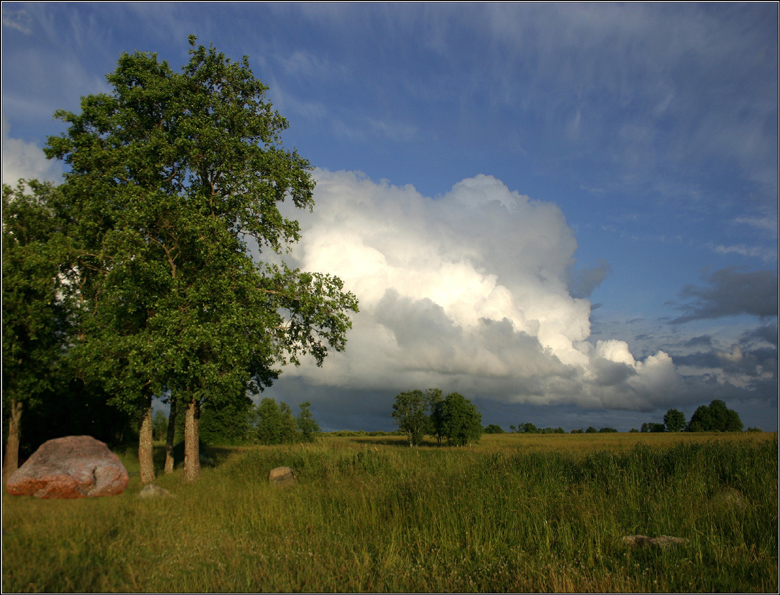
[40,36,358,481]
[433,392,482,447]
[687,400,743,432]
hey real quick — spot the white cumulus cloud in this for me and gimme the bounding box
[275,169,691,411]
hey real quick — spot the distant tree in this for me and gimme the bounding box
[571,428,584,434]
[599,427,618,433]
[585,426,598,433]
[255,398,283,445]
[629,428,639,433]
[483,424,505,434]
[152,410,169,442]
[279,402,298,444]
[650,423,666,433]
[509,424,517,433]
[687,400,743,432]
[200,394,254,445]
[392,390,431,446]
[746,427,763,433]
[437,393,482,447]
[297,401,320,443]
[519,422,539,434]
[663,409,686,432]
[425,389,444,445]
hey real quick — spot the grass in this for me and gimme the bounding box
[2,432,777,592]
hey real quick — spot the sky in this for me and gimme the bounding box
[2,3,778,432]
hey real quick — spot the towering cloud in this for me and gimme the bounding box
[275,170,685,411]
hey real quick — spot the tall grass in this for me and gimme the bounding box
[2,433,776,592]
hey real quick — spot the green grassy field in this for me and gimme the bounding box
[2,432,777,592]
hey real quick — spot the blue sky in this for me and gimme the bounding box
[3,3,777,432]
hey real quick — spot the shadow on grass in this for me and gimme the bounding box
[151,443,238,469]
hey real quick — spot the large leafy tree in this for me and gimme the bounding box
[687,399,743,432]
[43,37,358,481]
[392,390,431,446]
[434,392,483,447]
[2,180,74,483]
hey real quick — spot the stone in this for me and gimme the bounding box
[138,484,174,499]
[621,534,688,548]
[269,466,296,486]
[5,435,129,499]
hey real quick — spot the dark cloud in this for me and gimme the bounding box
[568,259,613,299]
[671,267,778,324]
[741,322,779,347]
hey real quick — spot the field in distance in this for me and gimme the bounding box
[2,432,776,592]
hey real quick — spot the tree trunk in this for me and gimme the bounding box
[3,399,23,487]
[138,395,155,485]
[164,397,177,474]
[183,398,201,482]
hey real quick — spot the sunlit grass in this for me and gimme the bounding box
[2,432,776,592]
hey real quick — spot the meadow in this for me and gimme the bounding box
[2,432,777,593]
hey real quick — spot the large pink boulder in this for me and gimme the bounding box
[6,435,129,498]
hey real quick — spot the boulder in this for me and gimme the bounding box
[138,484,174,499]
[269,466,296,486]
[621,535,688,548]
[6,436,129,499]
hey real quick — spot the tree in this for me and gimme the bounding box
[663,408,686,432]
[255,398,283,445]
[296,401,320,443]
[687,400,743,432]
[598,427,618,433]
[200,393,254,445]
[425,388,444,445]
[2,180,73,484]
[152,410,168,441]
[43,37,358,481]
[483,424,505,434]
[436,393,482,447]
[392,390,430,446]
[585,426,598,433]
[279,402,298,444]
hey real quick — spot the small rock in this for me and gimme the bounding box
[269,466,296,486]
[138,484,174,499]
[6,436,128,499]
[621,534,688,548]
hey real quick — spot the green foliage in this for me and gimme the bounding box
[39,37,357,473]
[2,181,73,413]
[279,402,298,444]
[598,427,618,433]
[641,422,666,433]
[434,392,482,446]
[296,401,320,443]
[664,408,687,432]
[585,426,598,433]
[255,397,283,445]
[152,410,168,441]
[688,400,744,432]
[483,424,505,434]
[516,422,538,433]
[200,393,254,445]
[391,390,431,446]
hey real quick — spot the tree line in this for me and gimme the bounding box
[638,400,745,433]
[392,389,484,447]
[151,397,320,446]
[2,36,358,486]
